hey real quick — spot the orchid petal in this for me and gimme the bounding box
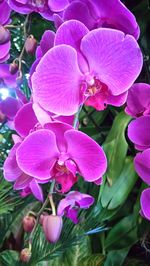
[65,130,107,181]
[14,102,38,137]
[140,188,150,220]
[30,179,44,202]
[134,149,150,185]
[32,45,83,115]
[44,122,72,152]
[55,20,89,72]
[128,116,150,150]
[3,143,21,181]
[125,83,150,117]
[81,28,143,95]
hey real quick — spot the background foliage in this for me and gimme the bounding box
[0,0,150,265]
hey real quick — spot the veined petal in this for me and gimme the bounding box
[14,102,38,137]
[94,0,140,39]
[134,149,150,185]
[128,116,150,150]
[63,1,96,30]
[125,83,150,118]
[32,45,83,115]
[0,1,11,25]
[29,179,44,202]
[16,130,60,179]
[3,143,21,181]
[81,28,143,95]
[14,173,32,189]
[40,30,55,55]
[55,20,89,72]
[44,122,72,152]
[65,130,107,181]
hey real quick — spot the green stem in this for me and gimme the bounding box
[73,104,83,129]
[5,25,23,29]
[17,14,30,78]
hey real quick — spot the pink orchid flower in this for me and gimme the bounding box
[32,20,143,115]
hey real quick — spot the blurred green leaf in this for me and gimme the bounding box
[101,157,138,209]
[105,215,138,250]
[104,247,130,266]
[78,254,104,266]
[103,111,131,183]
[0,250,19,266]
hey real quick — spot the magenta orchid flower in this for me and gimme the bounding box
[0,1,11,62]
[16,122,107,193]
[140,188,150,221]
[3,142,44,201]
[32,20,143,116]
[125,83,150,118]
[8,0,69,20]
[60,0,139,39]
[57,191,94,223]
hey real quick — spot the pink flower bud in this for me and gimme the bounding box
[0,25,10,44]
[42,215,63,243]
[9,62,18,74]
[39,212,49,225]
[20,248,31,263]
[22,215,36,233]
[25,35,37,55]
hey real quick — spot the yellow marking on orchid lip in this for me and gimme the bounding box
[56,164,69,174]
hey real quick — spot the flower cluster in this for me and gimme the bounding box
[0,0,144,253]
[127,83,150,220]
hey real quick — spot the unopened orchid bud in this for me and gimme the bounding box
[39,212,49,225]
[22,215,36,233]
[25,35,37,55]
[0,25,10,44]
[20,248,31,263]
[9,62,18,74]
[42,215,63,243]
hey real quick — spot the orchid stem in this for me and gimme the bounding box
[5,24,23,29]
[49,180,56,215]
[17,14,30,78]
[73,104,83,129]
[49,195,56,216]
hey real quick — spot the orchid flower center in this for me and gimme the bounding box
[85,75,108,98]
[55,163,69,174]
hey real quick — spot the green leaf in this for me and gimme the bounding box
[104,247,130,266]
[101,157,138,209]
[105,215,138,250]
[103,111,131,183]
[0,250,19,266]
[78,254,104,266]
